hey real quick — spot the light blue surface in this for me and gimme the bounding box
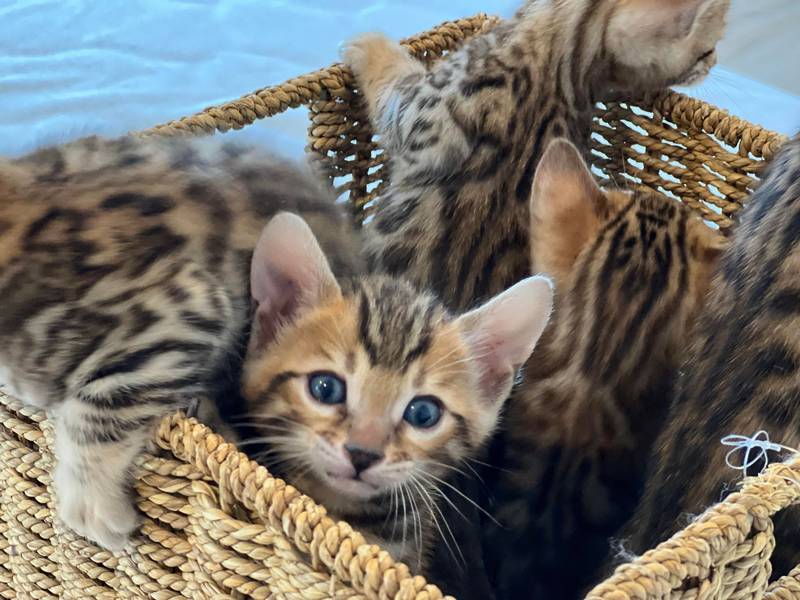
[678,66,800,138]
[0,0,797,159]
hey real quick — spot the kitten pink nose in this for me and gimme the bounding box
[344,444,383,475]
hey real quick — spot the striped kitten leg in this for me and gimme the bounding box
[52,398,158,550]
[44,269,232,549]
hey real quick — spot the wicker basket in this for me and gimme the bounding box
[1,13,796,600]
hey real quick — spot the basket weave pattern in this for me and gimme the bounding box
[1,13,796,600]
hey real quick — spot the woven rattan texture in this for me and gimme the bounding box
[2,12,796,600]
[586,458,800,600]
[0,391,449,599]
[137,13,787,231]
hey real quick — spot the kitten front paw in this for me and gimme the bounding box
[341,32,409,85]
[55,466,139,551]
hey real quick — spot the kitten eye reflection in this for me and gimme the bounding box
[308,373,346,405]
[403,395,443,429]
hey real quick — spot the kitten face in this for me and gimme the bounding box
[243,282,489,501]
[241,214,552,509]
[605,0,730,91]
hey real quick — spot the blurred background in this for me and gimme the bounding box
[0,0,797,158]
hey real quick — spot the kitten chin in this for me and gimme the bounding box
[294,471,386,514]
[318,471,384,501]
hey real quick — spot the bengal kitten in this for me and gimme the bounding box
[623,136,800,576]
[0,135,554,565]
[479,139,726,599]
[343,0,729,311]
[242,271,552,568]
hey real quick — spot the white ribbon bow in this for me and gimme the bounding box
[721,430,797,476]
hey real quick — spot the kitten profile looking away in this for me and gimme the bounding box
[481,137,726,599]
[0,135,554,569]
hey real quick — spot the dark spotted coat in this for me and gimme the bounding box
[346,0,727,312]
[624,136,800,578]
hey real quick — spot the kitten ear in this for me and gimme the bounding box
[612,0,728,40]
[457,276,554,402]
[687,217,728,303]
[690,218,729,264]
[250,212,341,350]
[530,138,613,285]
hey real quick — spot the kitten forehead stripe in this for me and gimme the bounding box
[355,278,443,371]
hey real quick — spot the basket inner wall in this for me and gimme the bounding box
[306,88,778,233]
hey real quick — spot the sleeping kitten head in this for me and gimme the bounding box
[605,0,730,91]
[241,213,553,509]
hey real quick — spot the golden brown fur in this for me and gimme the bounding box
[480,140,725,599]
[241,272,554,568]
[344,3,729,593]
[0,135,363,550]
[0,134,554,569]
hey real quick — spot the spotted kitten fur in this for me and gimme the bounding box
[0,135,553,566]
[0,136,361,549]
[624,135,800,577]
[344,0,729,311]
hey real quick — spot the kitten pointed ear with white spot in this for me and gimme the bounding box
[250,212,342,351]
[530,138,614,286]
[457,275,554,402]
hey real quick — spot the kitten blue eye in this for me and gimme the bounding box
[308,373,346,405]
[403,396,442,429]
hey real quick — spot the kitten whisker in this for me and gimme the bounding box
[253,453,308,472]
[416,470,501,527]
[399,482,409,557]
[253,446,306,458]
[426,347,499,377]
[426,354,487,374]
[408,475,464,566]
[236,434,297,448]
[404,481,419,562]
[406,483,423,573]
[230,414,315,434]
[428,485,469,524]
[286,466,313,485]
[386,484,399,536]
[424,459,475,483]
[424,344,465,372]
[466,456,510,474]
[248,444,309,460]
[458,458,487,485]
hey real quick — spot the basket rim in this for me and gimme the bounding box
[587,454,800,599]
[134,13,787,163]
[0,390,453,599]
